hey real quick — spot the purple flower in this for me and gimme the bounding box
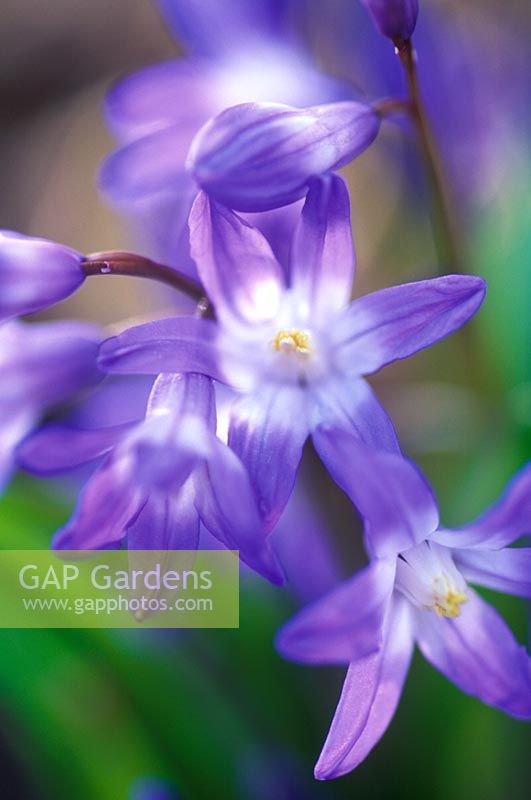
[103,15,349,206]
[99,175,485,532]
[1,319,101,490]
[101,2,350,266]
[361,0,419,41]
[277,441,531,779]
[0,231,85,321]
[19,372,282,584]
[187,100,380,212]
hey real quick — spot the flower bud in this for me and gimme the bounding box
[361,0,419,42]
[0,231,84,320]
[187,101,380,211]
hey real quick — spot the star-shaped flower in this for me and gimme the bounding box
[277,439,531,778]
[99,175,485,533]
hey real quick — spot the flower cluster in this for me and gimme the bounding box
[1,0,529,783]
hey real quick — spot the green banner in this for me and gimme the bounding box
[0,550,239,628]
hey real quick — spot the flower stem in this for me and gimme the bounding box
[394,39,463,272]
[82,250,212,316]
[373,97,412,118]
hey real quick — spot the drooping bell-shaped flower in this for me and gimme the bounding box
[361,0,419,42]
[277,440,531,778]
[0,231,85,321]
[101,0,351,268]
[20,372,282,584]
[186,101,381,211]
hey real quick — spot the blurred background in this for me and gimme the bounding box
[0,1,530,797]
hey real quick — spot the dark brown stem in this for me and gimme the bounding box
[394,38,463,272]
[82,251,207,304]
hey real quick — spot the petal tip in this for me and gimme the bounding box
[313,759,338,782]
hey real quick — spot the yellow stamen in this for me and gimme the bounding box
[271,329,312,356]
[434,589,468,618]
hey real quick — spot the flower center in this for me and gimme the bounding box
[432,577,468,618]
[395,541,468,618]
[271,329,312,358]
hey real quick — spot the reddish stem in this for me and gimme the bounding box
[82,251,207,302]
